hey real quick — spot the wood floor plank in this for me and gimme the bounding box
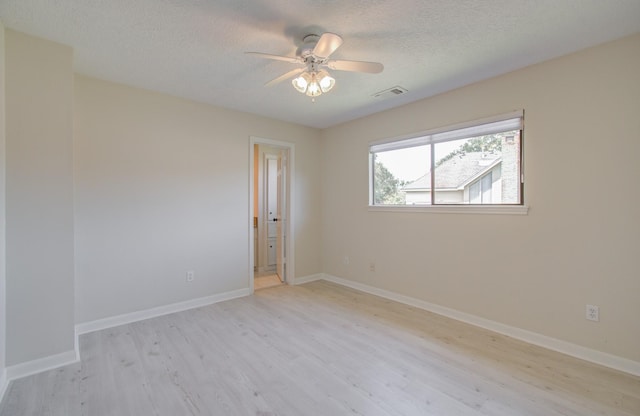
[1,280,638,416]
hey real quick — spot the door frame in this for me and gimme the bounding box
[249,136,295,293]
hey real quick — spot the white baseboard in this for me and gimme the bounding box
[5,349,79,382]
[74,327,81,363]
[319,273,640,377]
[0,368,7,404]
[76,287,251,336]
[292,273,323,285]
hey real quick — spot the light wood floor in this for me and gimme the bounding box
[254,273,283,290]
[1,280,638,415]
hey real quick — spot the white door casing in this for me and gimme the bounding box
[276,151,287,281]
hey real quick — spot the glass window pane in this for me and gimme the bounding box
[433,131,520,204]
[373,145,430,205]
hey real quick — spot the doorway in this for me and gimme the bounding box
[249,137,294,292]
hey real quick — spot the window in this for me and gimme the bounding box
[469,171,492,203]
[370,111,523,207]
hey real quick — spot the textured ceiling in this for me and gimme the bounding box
[1,0,639,128]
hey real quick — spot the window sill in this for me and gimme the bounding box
[368,205,529,215]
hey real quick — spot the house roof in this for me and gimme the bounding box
[403,152,501,191]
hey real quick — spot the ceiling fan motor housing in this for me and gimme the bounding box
[299,34,321,60]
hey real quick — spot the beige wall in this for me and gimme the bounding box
[74,76,322,323]
[321,34,640,362]
[5,30,75,365]
[0,22,6,379]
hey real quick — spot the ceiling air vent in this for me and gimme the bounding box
[372,86,408,99]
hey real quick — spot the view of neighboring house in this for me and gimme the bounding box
[403,152,501,204]
[402,135,520,204]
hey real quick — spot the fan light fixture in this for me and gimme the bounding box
[292,69,335,97]
[247,32,384,101]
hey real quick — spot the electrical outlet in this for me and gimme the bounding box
[369,262,376,272]
[186,270,195,282]
[343,256,350,265]
[586,304,599,322]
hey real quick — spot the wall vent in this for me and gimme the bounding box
[372,86,408,99]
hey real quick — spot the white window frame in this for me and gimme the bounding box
[368,111,528,215]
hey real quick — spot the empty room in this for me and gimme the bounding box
[0,1,639,415]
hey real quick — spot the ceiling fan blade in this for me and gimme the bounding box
[312,32,343,59]
[265,67,305,87]
[326,59,384,74]
[246,52,302,64]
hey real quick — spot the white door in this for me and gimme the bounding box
[266,156,279,270]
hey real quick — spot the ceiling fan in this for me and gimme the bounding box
[246,32,383,99]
